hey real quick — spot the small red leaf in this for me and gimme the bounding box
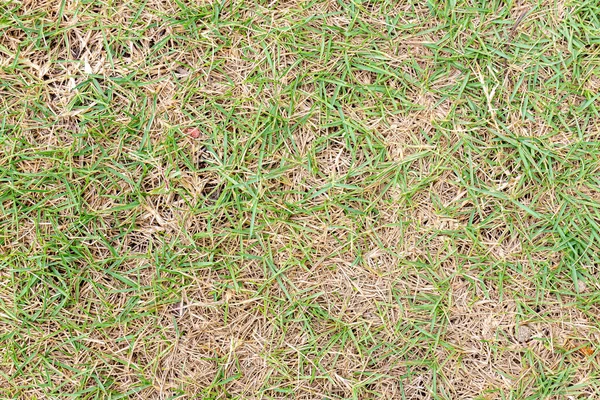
[184,127,201,139]
[580,346,594,356]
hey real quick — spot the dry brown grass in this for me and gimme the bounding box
[2,0,600,398]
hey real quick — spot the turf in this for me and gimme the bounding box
[1,0,600,398]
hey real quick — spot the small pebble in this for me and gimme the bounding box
[516,325,532,343]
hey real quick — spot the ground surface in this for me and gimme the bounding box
[1,0,600,398]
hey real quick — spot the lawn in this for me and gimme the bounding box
[1,0,600,398]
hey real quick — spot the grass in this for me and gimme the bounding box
[1,0,600,398]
